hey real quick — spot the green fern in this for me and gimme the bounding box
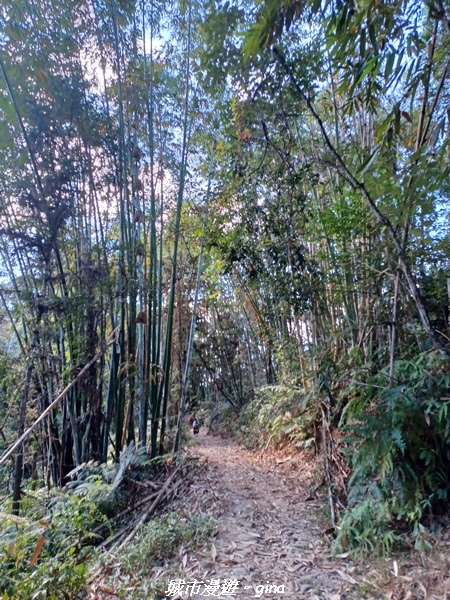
[391,428,406,455]
[337,351,450,554]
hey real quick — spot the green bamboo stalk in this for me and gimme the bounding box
[110,0,132,459]
[158,4,192,455]
[142,0,159,449]
[174,130,219,452]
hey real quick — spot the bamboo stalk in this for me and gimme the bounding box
[158,4,193,455]
[0,337,115,467]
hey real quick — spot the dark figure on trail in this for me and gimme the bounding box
[192,418,199,437]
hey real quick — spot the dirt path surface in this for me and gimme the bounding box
[89,430,450,599]
[180,432,360,600]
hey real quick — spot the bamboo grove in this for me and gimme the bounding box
[1,0,450,548]
[0,0,214,497]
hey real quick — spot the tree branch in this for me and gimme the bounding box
[273,46,447,354]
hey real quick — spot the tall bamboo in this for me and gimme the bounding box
[157,4,192,455]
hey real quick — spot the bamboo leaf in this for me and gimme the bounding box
[385,51,395,82]
[356,146,380,175]
[375,112,394,143]
[28,537,46,568]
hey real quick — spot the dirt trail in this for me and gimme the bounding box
[90,430,449,598]
[182,431,360,600]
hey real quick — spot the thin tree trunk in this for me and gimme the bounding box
[12,365,33,515]
[158,5,192,455]
[389,270,400,388]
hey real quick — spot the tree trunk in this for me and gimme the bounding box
[12,365,33,515]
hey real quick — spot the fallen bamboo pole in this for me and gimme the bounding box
[116,462,185,550]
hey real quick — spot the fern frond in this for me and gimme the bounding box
[391,428,406,455]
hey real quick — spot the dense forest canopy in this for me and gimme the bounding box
[0,0,450,558]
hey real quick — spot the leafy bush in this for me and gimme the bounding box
[239,385,319,451]
[0,489,106,599]
[336,351,450,555]
[202,401,239,437]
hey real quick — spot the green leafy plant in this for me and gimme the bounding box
[0,490,105,599]
[336,351,450,555]
[239,385,319,451]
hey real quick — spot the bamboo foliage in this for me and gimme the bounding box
[0,0,214,506]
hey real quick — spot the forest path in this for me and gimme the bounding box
[180,431,361,600]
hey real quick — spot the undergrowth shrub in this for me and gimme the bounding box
[120,511,215,571]
[239,385,318,451]
[0,444,173,598]
[204,401,239,437]
[0,489,106,599]
[336,350,450,555]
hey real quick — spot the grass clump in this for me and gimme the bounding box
[121,511,215,571]
[102,511,216,599]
